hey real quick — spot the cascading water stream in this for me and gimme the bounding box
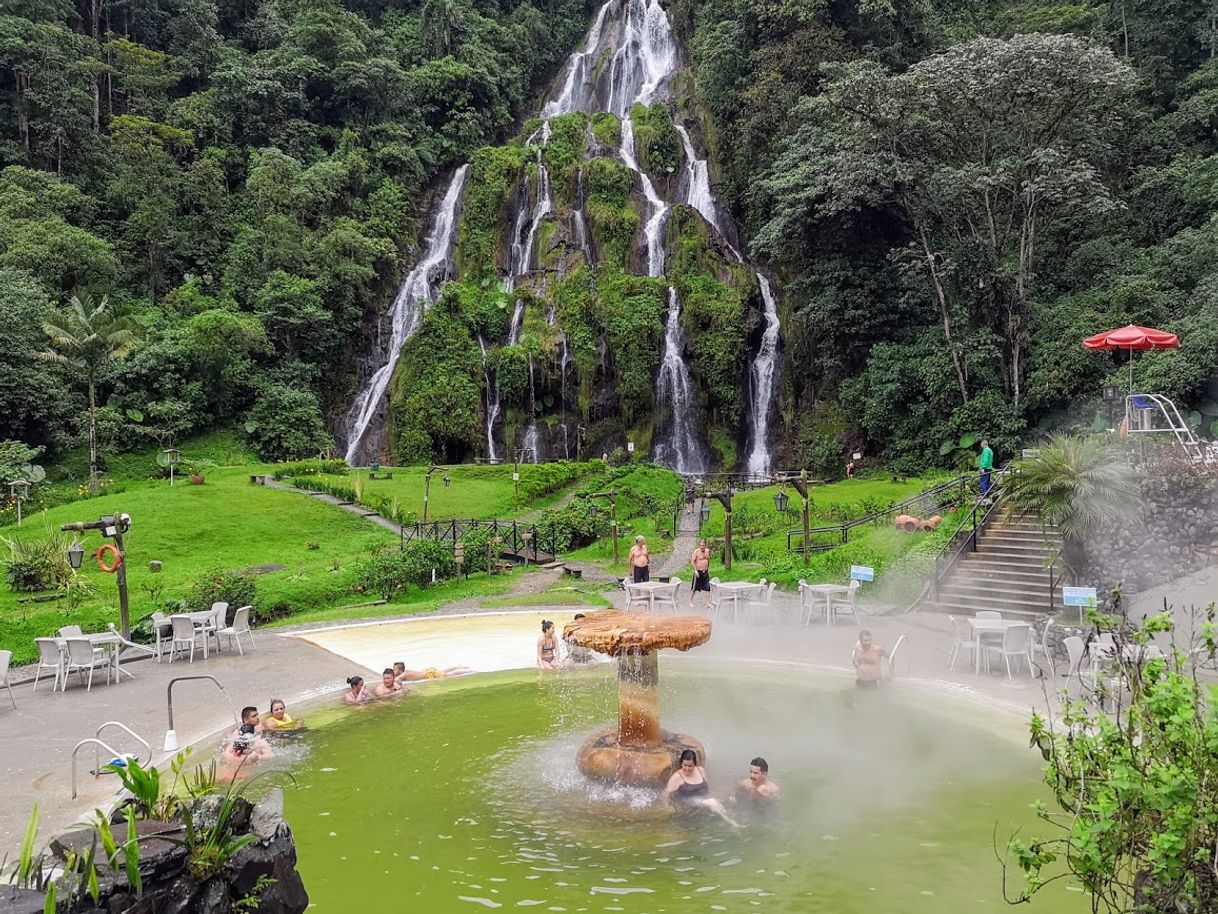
[619,118,668,278]
[343,165,469,464]
[654,287,707,473]
[479,335,501,462]
[675,125,718,232]
[745,274,781,476]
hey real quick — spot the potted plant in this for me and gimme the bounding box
[185,458,215,485]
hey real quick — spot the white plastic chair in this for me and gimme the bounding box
[217,606,256,655]
[626,584,651,611]
[708,578,722,617]
[1030,621,1056,679]
[150,611,173,661]
[33,638,64,692]
[743,582,779,623]
[204,602,229,651]
[653,580,680,614]
[830,580,861,625]
[985,623,1032,679]
[63,637,111,691]
[947,615,978,672]
[169,614,207,662]
[0,650,14,708]
[58,625,83,638]
[975,610,1003,620]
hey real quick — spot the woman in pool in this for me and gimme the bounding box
[344,675,374,705]
[664,749,742,827]
[393,661,476,683]
[260,699,303,734]
[537,620,570,670]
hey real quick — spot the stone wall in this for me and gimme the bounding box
[1085,465,1218,600]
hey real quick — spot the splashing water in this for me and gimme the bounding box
[344,165,469,464]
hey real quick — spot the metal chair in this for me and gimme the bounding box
[830,580,861,625]
[33,638,64,692]
[947,615,978,673]
[63,637,111,691]
[168,614,207,662]
[984,623,1033,679]
[0,650,15,708]
[217,606,256,655]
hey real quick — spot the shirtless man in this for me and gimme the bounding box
[373,668,408,698]
[628,535,650,583]
[731,757,780,805]
[852,630,888,688]
[393,660,475,683]
[689,539,712,607]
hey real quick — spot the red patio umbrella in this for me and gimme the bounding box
[1082,324,1179,393]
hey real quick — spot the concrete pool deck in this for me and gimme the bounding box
[0,587,1079,855]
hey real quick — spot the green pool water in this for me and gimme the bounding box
[282,662,1083,913]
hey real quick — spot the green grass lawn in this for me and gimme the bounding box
[285,462,609,522]
[0,467,400,663]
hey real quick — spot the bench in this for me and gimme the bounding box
[249,474,264,485]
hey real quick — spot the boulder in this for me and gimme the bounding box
[0,886,46,914]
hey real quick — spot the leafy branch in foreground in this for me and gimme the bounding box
[1006,604,1218,913]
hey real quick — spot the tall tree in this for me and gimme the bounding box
[38,294,138,492]
[757,34,1139,410]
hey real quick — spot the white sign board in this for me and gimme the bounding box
[852,452,862,461]
[1063,586,1097,621]
[850,565,875,582]
[627,441,635,453]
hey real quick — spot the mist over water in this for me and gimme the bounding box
[286,664,1082,913]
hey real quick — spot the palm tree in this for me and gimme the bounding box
[39,295,138,493]
[1004,434,1140,577]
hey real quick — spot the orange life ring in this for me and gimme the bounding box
[96,543,123,573]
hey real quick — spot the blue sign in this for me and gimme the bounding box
[1062,587,1097,607]
[850,565,875,582]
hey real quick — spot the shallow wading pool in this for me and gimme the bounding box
[281,660,1083,913]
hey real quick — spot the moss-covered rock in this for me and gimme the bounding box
[584,157,641,269]
[457,143,528,286]
[630,102,683,197]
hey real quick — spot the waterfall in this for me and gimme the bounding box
[479,335,501,462]
[675,125,718,232]
[573,168,591,260]
[605,0,677,117]
[523,358,542,462]
[343,165,469,464]
[654,287,707,473]
[542,0,616,118]
[745,274,781,476]
[619,118,668,278]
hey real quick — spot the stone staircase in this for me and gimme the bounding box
[932,515,1062,618]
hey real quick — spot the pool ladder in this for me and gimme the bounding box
[71,721,151,799]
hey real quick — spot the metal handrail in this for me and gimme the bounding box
[94,722,150,776]
[167,674,237,734]
[71,737,123,799]
[785,474,970,553]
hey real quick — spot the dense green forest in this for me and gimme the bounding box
[3,0,1218,478]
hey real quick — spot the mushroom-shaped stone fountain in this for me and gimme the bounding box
[564,611,712,788]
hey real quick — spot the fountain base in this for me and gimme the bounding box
[577,727,706,788]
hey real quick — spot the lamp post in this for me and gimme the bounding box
[61,513,133,637]
[513,447,534,496]
[774,469,814,566]
[422,465,451,525]
[162,447,181,486]
[589,491,619,564]
[9,479,30,526]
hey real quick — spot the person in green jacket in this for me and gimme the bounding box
[978,440,994,495]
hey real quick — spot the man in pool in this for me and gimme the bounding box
[393,660,475,683]
[565,613,594,664]
[373,668,408,698]
[731,757,780,805]
[852,630,888,688]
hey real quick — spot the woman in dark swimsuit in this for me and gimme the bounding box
[664,749,742,827]
[537,620,569,670]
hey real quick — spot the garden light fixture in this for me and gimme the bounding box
[773,490,789,513]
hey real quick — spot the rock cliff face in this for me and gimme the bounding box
[1086,467,1218,598]
[5,790,308,914]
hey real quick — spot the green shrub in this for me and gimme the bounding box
[183,568,258,615]
[2,532,71,592]
[272,459,348,480]
[353,541,456,601]
[244,385,332,462]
